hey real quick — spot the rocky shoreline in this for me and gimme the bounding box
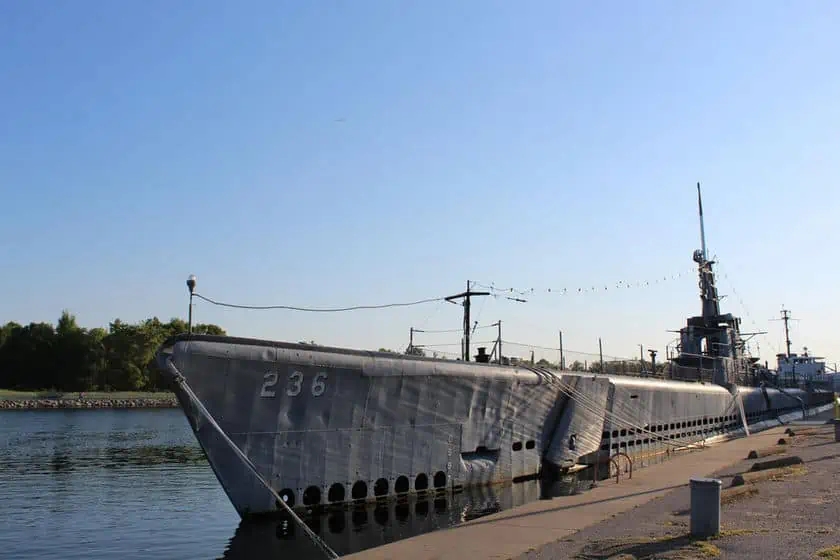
[0,397,179,410]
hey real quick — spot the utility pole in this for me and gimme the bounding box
[640,344,645,376]
[496,321,502,365]
[599,338,604,373]
[408,327,414,353]
[559,330,565,370]
[649,349,658,377]
[445,280,490,362]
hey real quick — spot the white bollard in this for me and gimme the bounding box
[690,478,721,538]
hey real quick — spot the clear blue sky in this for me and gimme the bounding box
[2,1,838,366]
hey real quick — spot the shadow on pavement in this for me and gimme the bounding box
[575,534,716,559]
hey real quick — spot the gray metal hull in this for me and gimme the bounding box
[157,335,825,518]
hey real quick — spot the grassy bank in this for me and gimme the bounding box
[0,389,176,401]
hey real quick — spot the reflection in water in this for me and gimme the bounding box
[0,442,207,475]
[0,410,589,560]
[222,476,587,560]
[0,409,236,560]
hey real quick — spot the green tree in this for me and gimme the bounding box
[0,322,56,389]
[0,311,225,391]
[53,311,105,391]
[194,323,225,335]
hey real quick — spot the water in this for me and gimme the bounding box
[0,409,585,559]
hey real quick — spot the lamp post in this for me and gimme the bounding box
[186,274,197,333]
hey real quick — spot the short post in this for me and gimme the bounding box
[689,478,721,538]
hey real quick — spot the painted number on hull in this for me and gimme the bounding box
[259,371,328,398]
[260,372,279,397]
[286,371,303,396]
[311,373,327,396]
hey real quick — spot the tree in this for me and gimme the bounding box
[56,310,80,337]
[0,311,226,391]
[405,346,426,357]
[0,322,56,390]
[53,311,104,391]
[194,323,225,335]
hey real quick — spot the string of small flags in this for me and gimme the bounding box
[472,266,698,298]
[713,260,780,356]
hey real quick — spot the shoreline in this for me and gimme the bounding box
[0,393,179,410]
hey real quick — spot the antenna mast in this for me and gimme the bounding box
[697,182,707,261]
[781,307,792,357]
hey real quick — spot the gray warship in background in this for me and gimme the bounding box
[156,186,832,518]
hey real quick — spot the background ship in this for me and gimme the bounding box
[156,185,833,519]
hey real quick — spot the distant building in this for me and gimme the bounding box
[775,348,825,384]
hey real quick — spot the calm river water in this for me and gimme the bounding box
[0,409,582,559]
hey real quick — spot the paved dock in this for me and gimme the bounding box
[525,416,839,559]
[348,413,838,560]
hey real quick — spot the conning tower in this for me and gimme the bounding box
[669,184,753,386]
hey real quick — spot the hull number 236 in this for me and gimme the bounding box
[260,371,327,398]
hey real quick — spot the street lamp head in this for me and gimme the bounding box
[186,274,197,294]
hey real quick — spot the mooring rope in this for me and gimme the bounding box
[528,366,709,450]
[163,358,339,559]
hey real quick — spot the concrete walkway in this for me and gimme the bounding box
[525,416,840,559]
[346,425,808,560]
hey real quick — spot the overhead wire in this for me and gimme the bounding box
[414,323,497,334]
[503,340,629,362]
[414,341,496,348]
[193,293,444,312]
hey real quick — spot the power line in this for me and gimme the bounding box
[415,340,496,348]
[193,293,443,313]
[413,323,497,334]
[501,340,630,361]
